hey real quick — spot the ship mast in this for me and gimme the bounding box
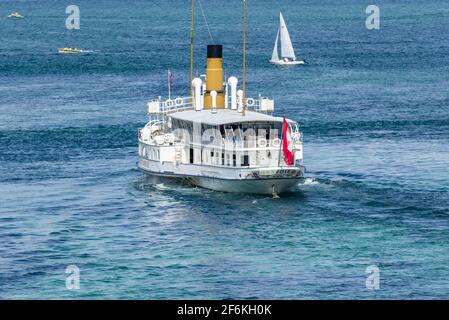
[190,0,195,99]
[242,0,247,116]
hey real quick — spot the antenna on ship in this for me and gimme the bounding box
[242,0,247,116]
[190,0,195,100]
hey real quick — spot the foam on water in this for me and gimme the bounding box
[302,178,320,186]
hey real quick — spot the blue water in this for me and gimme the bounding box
[1,0,449,299]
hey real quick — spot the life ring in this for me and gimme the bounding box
[257,138,267,147]
[165,99,174,108]
[175,97,183,106]
[272,138,281,147]
[247,98,255,107]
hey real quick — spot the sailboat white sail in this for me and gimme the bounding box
[270,12,305,65]
[280,13,295,60]
[271,29,280,62]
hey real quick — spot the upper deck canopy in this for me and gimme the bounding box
[169,109,288,126]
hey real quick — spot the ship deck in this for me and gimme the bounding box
[169,109,286,125]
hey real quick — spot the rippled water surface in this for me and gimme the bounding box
[1,0,449,299]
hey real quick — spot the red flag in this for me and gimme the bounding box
[282,117,294,166]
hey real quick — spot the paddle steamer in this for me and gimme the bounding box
[138,2,305,195]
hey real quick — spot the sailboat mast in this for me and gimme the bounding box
[242,0,247,116]
[190,0,195,99]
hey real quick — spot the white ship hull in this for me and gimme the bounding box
[193,176,300,194]
[271,59,305,66]
[140,168,302,195]
[138,158,304,195]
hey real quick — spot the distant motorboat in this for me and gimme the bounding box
[8,12,24,19]
[58,47,83,54]
[270,12,305,66]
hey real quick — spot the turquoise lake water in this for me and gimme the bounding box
[1,0,449,299]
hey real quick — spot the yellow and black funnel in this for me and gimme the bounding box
[204,45,224,109]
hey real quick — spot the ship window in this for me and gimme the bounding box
[221,153,224,166]
[232,154,236,167]
[211,151,214,157]
[226,154,230,166]
[241,155,249,167]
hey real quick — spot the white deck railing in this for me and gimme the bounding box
[147,95,274,115]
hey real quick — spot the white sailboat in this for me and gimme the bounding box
[270,12,305,66]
